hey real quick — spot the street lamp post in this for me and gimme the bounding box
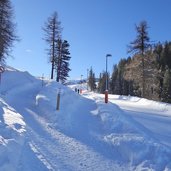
[105,54,112,103]
[80,74,83,94]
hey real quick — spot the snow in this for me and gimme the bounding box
[0,66,171,171]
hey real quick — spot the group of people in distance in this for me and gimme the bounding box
[75,87,82,94]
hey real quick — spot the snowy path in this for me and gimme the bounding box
[25,114,122,171]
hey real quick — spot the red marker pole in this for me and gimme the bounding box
[105,90,108,103]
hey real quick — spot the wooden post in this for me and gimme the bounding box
[0,66,5,85]
[56,88,61,110]
[56,93,60,110]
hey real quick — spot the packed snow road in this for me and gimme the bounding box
[108,95,171,148]
[1,67,171,171]
[84,92,171,148]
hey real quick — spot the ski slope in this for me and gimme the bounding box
[0,66,171,171]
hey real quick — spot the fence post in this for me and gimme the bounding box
[56,88,61,110]
[0,66,5,85]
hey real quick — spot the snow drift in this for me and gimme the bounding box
[0,66,171,171]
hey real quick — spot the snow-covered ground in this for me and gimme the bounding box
[0,66,171,171]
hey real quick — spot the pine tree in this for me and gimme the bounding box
[117,59,127,95]
[128,20,151,97]
[110,59,129,95]
[55,39,71,83]
[55,39,62,82]
[88,67,96,91]
[154,42,163,69]
[0,0,17,63]
[110,64,118,94]
[161,42,171,69]
[155,42,171,99]
[43,12,62,79]
[161,67,171,103]
[98,72,106,93]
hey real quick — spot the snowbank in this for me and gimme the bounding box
[109,95,171,116]
[95,101,171,170]
[0,98,26,171]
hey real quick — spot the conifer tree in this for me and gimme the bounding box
[98,72,106,93]
[128,21,151,97]
[162,42,171,69]
[55,39,71,83]
[161,67,171,103]
[43,12,62,79]
[110,64,118,94]
[88,67,96,91]
[110,59,129,95]
[154,42,163,69]
[0,0,17,63]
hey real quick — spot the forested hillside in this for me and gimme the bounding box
[95,21,171,104]
[108,41,171,103]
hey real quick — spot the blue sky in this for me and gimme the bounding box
[7,0,171,79]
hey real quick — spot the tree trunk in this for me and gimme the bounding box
[51,60,54,79]
[142,56,145,98]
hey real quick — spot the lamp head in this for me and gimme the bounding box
[106,54,112,57]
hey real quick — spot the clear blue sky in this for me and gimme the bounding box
[7,0,171,79]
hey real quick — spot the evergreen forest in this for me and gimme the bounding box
[97,41,171,103]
